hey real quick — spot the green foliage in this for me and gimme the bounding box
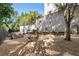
[5,12,19,30]
[0,4,42,31]
[0,3,15,29]
[19,11,42,26]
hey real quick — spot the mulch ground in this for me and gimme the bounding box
[0,34,79,56]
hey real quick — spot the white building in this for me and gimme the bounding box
[35,3,79,33]
[44,3,57,15]
[20,26,29,34]
[20,3,79,33]
[35,11,66,32]
[20,25,37,34]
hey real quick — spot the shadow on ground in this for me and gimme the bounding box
[51,36,79,56]
[7,34,79,56]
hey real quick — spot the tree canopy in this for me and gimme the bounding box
[19,11,42,26]
[0,3,15,29]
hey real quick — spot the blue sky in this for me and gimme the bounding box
[12,3,44,15]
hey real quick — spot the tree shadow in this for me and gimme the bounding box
[8,33,39,56]
[51,36,79,56]
[8,34,79,56]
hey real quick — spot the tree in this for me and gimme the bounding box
[0,3,15,29]
[3,12,19,30]
[28,11,42,24]
[55,3,79,41]
[19,11,42,26]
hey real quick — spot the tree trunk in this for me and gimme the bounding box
[65,22,71,41]
[77,25,79,34]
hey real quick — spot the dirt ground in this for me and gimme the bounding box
[0,34,79,56]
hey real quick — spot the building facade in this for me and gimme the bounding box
[44,3,57,15]
[20,3,79,33]
[35,3,79,33]
[35,11,66,32]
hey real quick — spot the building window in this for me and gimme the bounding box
[47,3,49,6]
[45,27,47,31]
[39,21,41,23]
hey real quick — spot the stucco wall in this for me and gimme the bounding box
[36,12,66,32]
[35,11,79,32]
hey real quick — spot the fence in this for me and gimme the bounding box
[0,29,8,44]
